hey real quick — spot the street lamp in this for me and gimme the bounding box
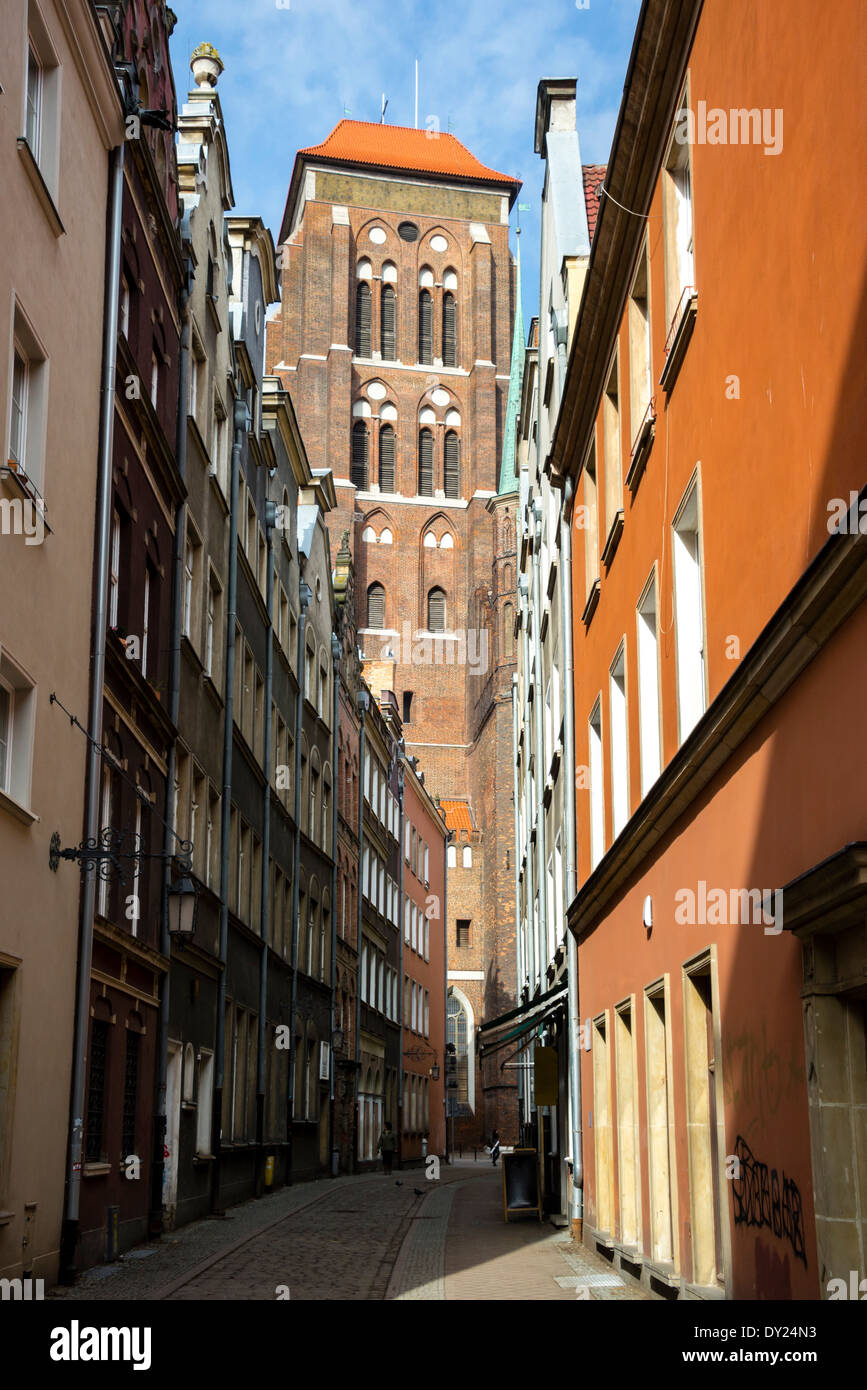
[167,872,198,937]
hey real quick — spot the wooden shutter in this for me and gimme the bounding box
[442,293,456,367]
[381,286,396,360]
[428,588,446,632]
[444,431,460,498]
[351,422,368,489]
[367,584,385,628]
[418,429,433,495]
[355,282,371,357]
[418,290,432,363]
[379,425,395,492]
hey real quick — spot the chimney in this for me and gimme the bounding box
[534,78,577,157]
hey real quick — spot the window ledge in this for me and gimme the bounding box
[581,579,600,629]
[659,290,698,395]
[0,787,38,826]
[83,1162,112,1177]
[0,1210,15,1226]
[17,139,64,238]
[601,510,624,570]
[626,405,656,493]
[645,1258,681,1288]
[683,1281,727,1300]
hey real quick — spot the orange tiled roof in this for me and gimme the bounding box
[582,164,607,242]
[440,799,473,833]
[299,120,520,191]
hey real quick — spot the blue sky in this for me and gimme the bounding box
[169,0,642,324]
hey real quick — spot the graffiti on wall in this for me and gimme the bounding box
[723,1021,803,1137]
[731,1135,807,1267]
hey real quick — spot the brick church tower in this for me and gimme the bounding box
[267,119,521,1145]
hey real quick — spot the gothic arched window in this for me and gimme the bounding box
[355,281,372,357]
[444,431,460,499]
[367,583,385,629]
[428,587,446,632]
[379,424,395,492]
[442,292,457,367]
[447,993,469,1103]
[351,421,369,490]
[381,285,396,360]
[418,429,434,496]
[418,290,433,364]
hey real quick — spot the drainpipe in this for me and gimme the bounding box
[353,688,369,1168]
[212,393,247,1213]
[396,755,405,1166]
[442,817,449,1163]
[518,580,535,997]
[531,501,548,991]
[150,256,192,1236]
[256,496,276,1191]
[561,477,584,1238]
[328,633,341,1175]
[287,579,312,1179]
[511,673,525,1123]
[59,140,125,1284]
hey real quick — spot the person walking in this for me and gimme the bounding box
[377,1121,397,1175]
[490,1129,501,1166]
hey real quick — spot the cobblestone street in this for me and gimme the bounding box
[49,1162,657,1302]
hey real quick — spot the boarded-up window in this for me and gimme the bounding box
[418,290,432,363]
[379,424,395,492]
[418,429,434,496]
[352,422,368,490]
[381,286,396,360]
[367,583,385,629]
[428,587,446,632]
[444,431,460,498]
[442,292,457,367]
[355,282,371,357]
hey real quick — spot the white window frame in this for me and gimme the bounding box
[589,697,604,871]
[609,642,629,840]
[672,475,707,744]
[636,570,662,796]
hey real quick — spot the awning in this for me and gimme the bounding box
[476,980,567,1061]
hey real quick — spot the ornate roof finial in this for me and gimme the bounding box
[190,43,223,91]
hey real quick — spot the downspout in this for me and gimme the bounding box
[442,815,449,1163]
[60,140,125,1283]
[561,477,584,1237]
[518,580,535,995]
[511,674,525,1124]
[287,579,312,1179]
[328,633,341,1175]
[256,497,276,1191]
[396,755,405,1166]
[212,393,247,1213]
[354,689,369,1168]
[150,255,192,1236]
[531,500,548,988]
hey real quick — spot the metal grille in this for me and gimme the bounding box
[355,282,371,356]
[442,292,456,367]
[367,583,385,628]
[351,422,368,490]
[122,1030,139,1157]
[444,431,460,498]
[418,429,433,496]
[381,286,396,359]
[379,425,395,492]
[428,587,446,632]
[85,1020,109,1162]
[418,290,432,363]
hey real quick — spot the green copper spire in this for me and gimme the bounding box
[498,233,526,495]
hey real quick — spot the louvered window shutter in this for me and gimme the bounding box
[368,584,385,628]
[418,430,434,496]
[355,282,371,357]
[428,588,446,632]
[351,423,369,489]
[418,291,432,363]
[379,425,395,492]
[442,293,456,367]
[381,287,396,360]
[444,432,460,499]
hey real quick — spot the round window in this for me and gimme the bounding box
[431,234,448,253]
[369,227,387,245]
[398,222,419,242]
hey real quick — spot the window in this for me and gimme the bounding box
[150,350,159,409]
[109,511,121,628]
[603,354,622,544]
[402,691,413,724]
[22,17,60,196]
[672,479,706,742]
[444,431,460,498]
[628,240,652,445]
[462,845,472,868]
[589,698,604,871]
[582,442,600,606]
[609,644,629,839]
[418,290,433,363]
[379,424,395,491]
[446,994,469,1104]
[26,45,42,156]
[367,582,385,629]
[9,349,28,473]
[122,1030,140,1158]
[196,1051,214,1155]
[644,980,676,1264]
[592,1013,615,1237]
[355,281,372,357]
[442,292,457,367]
[381,285,396,360]
[351,421,369,490]
[7,308,47,489]
[637,573,661,796]
[182,534,197,639]
[428,587,446,632]
[418,429,434,496]
[664,88,696,327]
[205,572,220,678]
[85,1019,109,1162]
[447,844,456,869]
[456,919,471,947]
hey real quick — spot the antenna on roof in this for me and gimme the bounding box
[381,93,388,124]
[414,59,418,129]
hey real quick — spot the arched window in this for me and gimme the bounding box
[379,424,395,492]
[444,431,460,499]
[381,285,396,360]
[418,429,433,496]
[418,290,433,364]
[367,583,385,629]
[447,993,469,1104]
[503,601,514,657]
[442,292,457,367]
[428,587,446,632]
[355,281,372,356]
[351,421,368,490]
